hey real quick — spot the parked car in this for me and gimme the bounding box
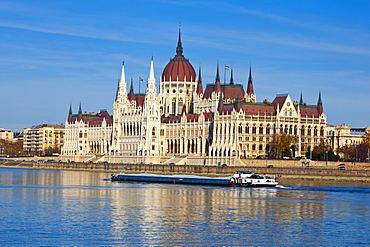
[338,164,346,170]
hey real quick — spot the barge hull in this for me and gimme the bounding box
[111,174,232,187]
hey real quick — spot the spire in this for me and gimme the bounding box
[317,91,322,106]
[69,104,72,116]
[128,77,135,101]
[214,63,221,93]
[145,56,157,96]
[317,91,323,115]
[116,60,128,102]
[68,104,73,122]
[148,56,155,82]
[144,57,159,116]
[196,65,203,95]
[247,66,254,95]
[78,102,82,115]
[130,77,134,92]
[176,26,183,57]
[299,91,303,105]
[77,102,82,121]
[230,68,234,85]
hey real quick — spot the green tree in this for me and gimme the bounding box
[269,133,292,158]
[336,144,353,161]
[309,141,339,161]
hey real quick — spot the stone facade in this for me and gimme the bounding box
[61,31,327,165]
[327,124,370,152]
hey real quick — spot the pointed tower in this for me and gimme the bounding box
[140,57,161,158]
[246,66,256,102]
[176,28,183,57]
[317,91,324,115]
[230,69,234,85]
[299,91,304,105]
[77,103,82,121]
[146,57,157,99]
[214,63,221,93]
[196,66,203,95]
[116,61,128,103]
[160,29,196,117]
[67,104,73,122]
[128,77,135,101]
[113,61,131,118]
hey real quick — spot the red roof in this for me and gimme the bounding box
[135,95,145,107]
[299,106,320,118]
[203,84,245,100]
[272,95,288,109]
[203,85,215,99]
[68,110,113,126]
[161,55,196,82]
[161,31,196,82]
[241,104,275,116]
[218,103,275,116]
[222,85,244,100]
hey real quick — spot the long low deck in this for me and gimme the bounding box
[111,172,279,187]
[111,173,233,186]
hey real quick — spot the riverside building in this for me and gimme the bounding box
[23,124,65,155]
[61,31,327,165]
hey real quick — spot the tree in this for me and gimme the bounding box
[336,144,353,161]
[362,131,370,146]
[269,133,292,158]
[308,140,339,161]
[44,147,61,156]
[0,139,23,156]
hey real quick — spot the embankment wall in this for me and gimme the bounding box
[1,160,370,182]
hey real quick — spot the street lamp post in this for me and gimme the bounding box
[326,150,328,166]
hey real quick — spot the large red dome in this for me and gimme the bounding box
[161,32,196,82]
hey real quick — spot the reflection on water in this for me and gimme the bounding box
[0,167,369,246]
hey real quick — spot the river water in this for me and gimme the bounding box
[0,167,369,246]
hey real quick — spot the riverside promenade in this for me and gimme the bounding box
[1,159,370,182]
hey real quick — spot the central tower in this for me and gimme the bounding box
[159,30,197,116]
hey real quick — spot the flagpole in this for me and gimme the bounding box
[224,64,226,85]
[139,77,141,94]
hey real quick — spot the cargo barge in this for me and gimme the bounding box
[111,170,279,187]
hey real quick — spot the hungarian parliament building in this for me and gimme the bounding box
[61,31,327,165]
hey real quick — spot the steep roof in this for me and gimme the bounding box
[219,102,275,115]
[203,84,245,100]
[298,105,321,118]
[68,110,113,126]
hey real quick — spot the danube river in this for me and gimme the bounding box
[1,167,369,246]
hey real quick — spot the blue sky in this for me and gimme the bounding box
[0,0,369,131]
